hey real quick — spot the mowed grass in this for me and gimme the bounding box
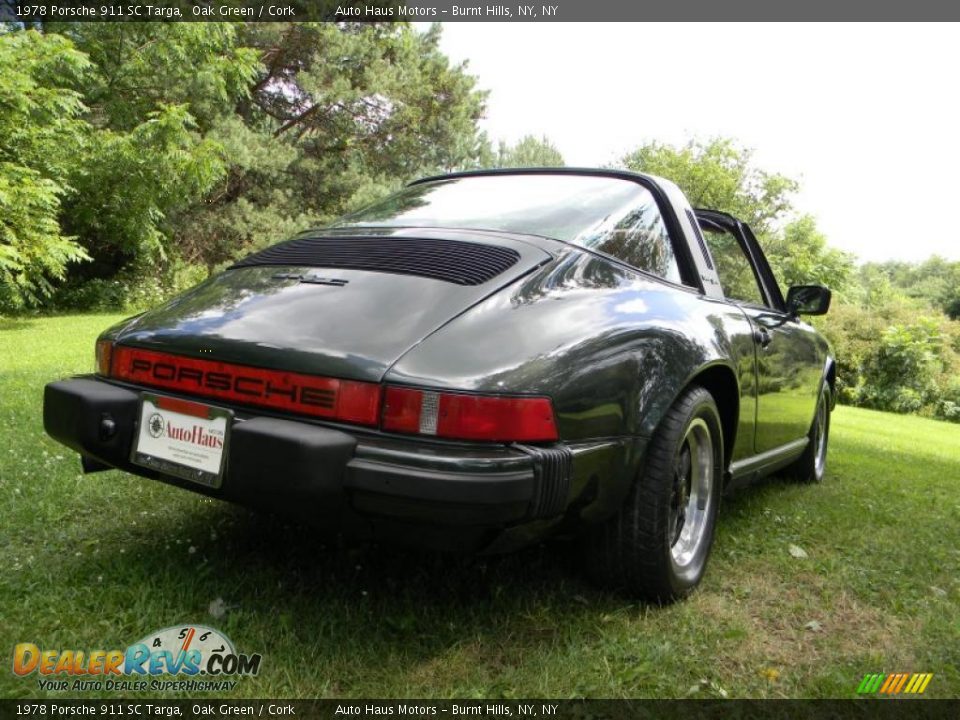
[1,314,958,699]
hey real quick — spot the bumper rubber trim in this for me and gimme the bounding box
[514,444,573,518]
[344,458,534,505]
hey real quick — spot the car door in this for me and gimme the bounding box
[694,210,825,455]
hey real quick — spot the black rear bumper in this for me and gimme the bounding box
[43,378,590,550]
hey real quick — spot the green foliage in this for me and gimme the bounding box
[53,23,260,272]
[852,263,901,308]
[816,302,960,422]
[816,301,909,404]
[0,31,91,308]
[618,138,854,293]
[493,134,565,168]
[765,215,854,294]
[858,319,944,414]
[51,22,260,133]
[0,22,488,307]
[858,256,960,320]
[66,104,228,262]
[171,22,489,270]
[821,253,960,422]
[947,296,960,322]
[935,378,960,423]
[51,258,207,313]
[620,137,797,236]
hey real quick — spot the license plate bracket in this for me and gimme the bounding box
[131,393,231,489]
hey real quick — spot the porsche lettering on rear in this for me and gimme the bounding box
[125,354,336,409]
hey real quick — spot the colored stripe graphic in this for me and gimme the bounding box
[858,673,933,695]
[893,674,909,693]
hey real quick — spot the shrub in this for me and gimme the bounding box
[49,260,207,313]
[814,300,920,404]
[857,319,945,414]
[936,379,960,423]
[816,301,960,420]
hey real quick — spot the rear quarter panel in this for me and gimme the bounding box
[386,250,758,457]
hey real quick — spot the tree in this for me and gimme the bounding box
[174,22,490,270]
[50,22,259,134]
[765,214,854,292]
[493,135,565,168]
[0,30,91,308]
[0,22,490,304]
[618,138,853,292]
[67,104,229,265]
[50,23,260,275]
[859,256,960,318]
[619,138,796,237]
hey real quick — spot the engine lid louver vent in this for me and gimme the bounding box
[230,236,521,286]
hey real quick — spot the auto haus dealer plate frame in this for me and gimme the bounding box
[132,393,232,489]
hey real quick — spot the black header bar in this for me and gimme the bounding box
[3,0,960,22]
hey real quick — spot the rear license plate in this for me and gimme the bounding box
[131,393,231,489]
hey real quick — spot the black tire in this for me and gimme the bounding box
[583,385,724,603]
[787,382,832,484]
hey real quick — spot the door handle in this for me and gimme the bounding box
[754,328,773,349]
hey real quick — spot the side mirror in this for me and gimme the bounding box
[786,285,831,316]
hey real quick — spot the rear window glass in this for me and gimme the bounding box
[334,174,681,283]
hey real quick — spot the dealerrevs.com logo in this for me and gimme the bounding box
[13,625,262,692]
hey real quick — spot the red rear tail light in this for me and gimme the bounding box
[383,386,558,442]
[336,380,383,425]
[381,386,425,434]
[95,339,114,377]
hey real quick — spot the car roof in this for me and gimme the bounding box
[408,166,669,189]
[405,167,723,299]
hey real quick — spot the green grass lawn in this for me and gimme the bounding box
[1,314,958,699]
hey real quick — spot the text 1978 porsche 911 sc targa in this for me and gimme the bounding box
[44,169,835,602]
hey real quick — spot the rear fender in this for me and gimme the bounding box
[387,251,755,453]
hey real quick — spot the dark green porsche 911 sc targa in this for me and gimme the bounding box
[44,168,835,602]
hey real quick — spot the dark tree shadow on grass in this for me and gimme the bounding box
[0,317,36,332]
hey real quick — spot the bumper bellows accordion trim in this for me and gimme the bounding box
[515,444,573,519]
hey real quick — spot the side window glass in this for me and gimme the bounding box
[701,226,767,306]
[585,194,682,284]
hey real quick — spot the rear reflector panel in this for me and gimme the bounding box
[419,391,440,434]
[111,346,381,426]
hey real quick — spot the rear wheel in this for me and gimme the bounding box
[583,386,723,603]
[787,382,832,483]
